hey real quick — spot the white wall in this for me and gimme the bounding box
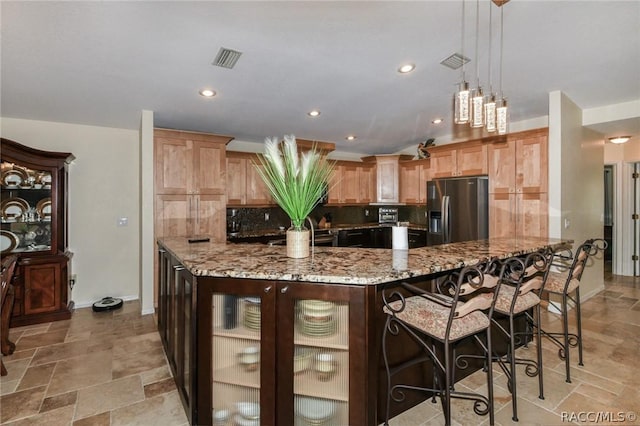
[548,92,605,299]
[1,117,141,307]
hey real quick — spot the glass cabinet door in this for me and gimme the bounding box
[293,298,350,426]
[1,161,54,254]
[211,292,265,426]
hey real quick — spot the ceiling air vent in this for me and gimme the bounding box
[212,47,242,69]
[440,53,470,70]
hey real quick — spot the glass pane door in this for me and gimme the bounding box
[293,299,349,426]
[211,293,262,426]
[1,161,53,254]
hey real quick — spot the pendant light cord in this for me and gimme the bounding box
[461,0,466,81]
[474,0,480,87]
[488,4,493,94]
[499,6,504,97]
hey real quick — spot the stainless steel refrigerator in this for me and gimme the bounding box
[426,176,489,246]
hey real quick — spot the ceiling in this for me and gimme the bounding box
[1,1,639,155]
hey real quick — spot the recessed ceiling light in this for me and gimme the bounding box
[308,110,321,117]
[398,63,416,74]
[346,135,357,141]
[608,136,631,144]
[432,118,443,124]
[199,89,216,97]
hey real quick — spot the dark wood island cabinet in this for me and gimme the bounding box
[157,236,569,425]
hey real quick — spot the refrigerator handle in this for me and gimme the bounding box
[442,195,450,243]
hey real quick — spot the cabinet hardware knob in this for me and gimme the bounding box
[280,286,289,294]
[264,286,272,293]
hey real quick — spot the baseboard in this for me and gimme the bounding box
[74,294,139,309]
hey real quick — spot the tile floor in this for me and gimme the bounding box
[0,270,638,425]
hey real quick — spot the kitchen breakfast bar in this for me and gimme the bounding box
[157,236,570,426]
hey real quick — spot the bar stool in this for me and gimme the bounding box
[381,260,501,426]
[1,255,18,376]
[490,250,552,422]
[537,238,607,383]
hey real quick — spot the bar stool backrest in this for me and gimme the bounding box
[548,238,607,294]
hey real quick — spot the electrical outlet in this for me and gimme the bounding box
[264,212,270,221]
[564,218,570,229]
[117,217,128,227]
[70,274,77,289]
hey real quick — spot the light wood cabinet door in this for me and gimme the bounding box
[328,165,343,204]
[516,134,547,193]
[155,137,191,194]
[246,159,273,205]
[429,149,457,178]
[488,141,516,194]
[399,162,421,204]
[517,192,548,238]
[193,194,226,240]
[489,192,548,239]
[418,162,430,203]
[358,164,376,204]
[457,144,487,176]
[376,157,400,203]
[156,194,191,238]
[341,164,360,203]
[226,155,247,205]
[193,141,226,194]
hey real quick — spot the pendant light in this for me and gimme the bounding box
[496,4,509,135]
[454,0,470,124]
[469,0,484,128]
[484,3,497,132]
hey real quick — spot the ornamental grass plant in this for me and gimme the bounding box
[254,135,335,231]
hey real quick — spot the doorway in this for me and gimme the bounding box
[604,165,614,274]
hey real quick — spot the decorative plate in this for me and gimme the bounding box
[1,197,30,222]
[36,197,52,220]
[1,168,28,188]
[0,230,20,253]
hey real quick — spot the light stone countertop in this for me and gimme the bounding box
[159,236,571,285]
[227,223,428,240]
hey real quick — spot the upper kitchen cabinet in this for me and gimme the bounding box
[154,129,233,243]
[399,159,430,204]
[487,128,548,238]
[361,155,413,204]
[487,128,548,194]
[225,152,274,207]
[154,129,233,195]
[1,138,74,327]
[327,161,375,205]
[428,141,487,178]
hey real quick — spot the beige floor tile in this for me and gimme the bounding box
[387,398,442,425]
[112,345,167,380]
[0,379,19,395]
[0,385,46,423]
[112,331,162,358]
[15,330,67,351]
[16,363,56,391]
[72,411,110,426]
[40,390,78,413]
[46,350,113,397]
[494,396,575,425]
[2,405,75,426]
[110,390,188,426]
[0,358,30,384]
[74,374,145,420]
[139,365,172,385]
[17,324,51,337]
[1,348,36,364]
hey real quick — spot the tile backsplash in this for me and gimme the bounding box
[228,205,426,233]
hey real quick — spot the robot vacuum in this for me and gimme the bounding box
[92,297,123,312]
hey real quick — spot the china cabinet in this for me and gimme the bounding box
[0,138,74,327]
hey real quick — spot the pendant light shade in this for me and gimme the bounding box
[497,98,509,135]
[454,81,471,124]
[470,86,485,128]
[484,94,497,132]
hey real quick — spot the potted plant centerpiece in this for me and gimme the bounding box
[254,135,335,258]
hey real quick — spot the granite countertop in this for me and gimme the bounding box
[160,236,571,285]
[227,223,428,240]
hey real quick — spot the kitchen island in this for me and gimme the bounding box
[157,236,570,425]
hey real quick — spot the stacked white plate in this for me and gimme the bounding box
[243,298,261,331]
[297,300,337,338]
[295,396,337,425]
[234,402,259,426]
